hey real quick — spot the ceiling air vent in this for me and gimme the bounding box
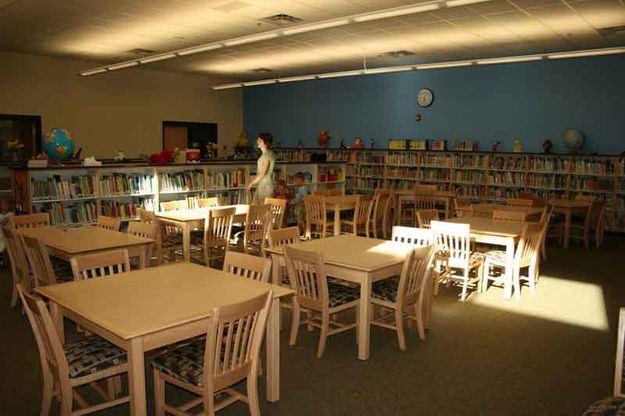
[599,26,625,36]
[381,50,415,57]
[127,48,158,56]
[251,68,273,73]
[259,14,303,26]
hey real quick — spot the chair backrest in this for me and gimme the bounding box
[17,285,70,395]
[415,184,438,193]
[613,307,625,396]
[397,245,434,307]
[493,210,527,222]
[96,215,121,231]
[516,223,544,265]
[430,220,471,267]
[204,207,236,249]
[21,234,57,287]
[197,197,220,209]
[137,207,156,223]
[416,209,439,228]
[203,291,272,392]
[127,221,158,239]
[70,249,131,280]
[414,196,436,210]
[284,246,327,308]
[453,197,471,217]
[353,195,374,224]
[9,213,50,229]
[304,194,325,222]
[391,226,433,246]
[222,251,271,282]
[373,189,392,221]
[314,189,342,196]
[160,199,188,211]
[2,226,30,289]
[244,204,271,252]
[506,198,534,207]
[264,197,288,230]
[268,227,300,248]
[575,194,597,202]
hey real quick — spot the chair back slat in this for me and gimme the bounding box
[96,215,121,231]
[284,246,327,304]
[304,195,325,222]
[223,251,271,282]
[127,221,157,239]
[71,249,130,280]
[9,213,50,229]
[416,209,439,228]
[21,234,57,287]
[197,197,220,209]
[430,220,470,266]
[353,195,374,224]
[264,197,288,230]
[391,226,433,246]
[204,207,236,249]
[517,223,543,264]
[159,200,188,212]
[506,198,534,207]
[2,226,30,290]
[398,245,434,303]
[268,227,300,248]
[243,204,271,254]
[493,210,527,222]
[372,189,392,237]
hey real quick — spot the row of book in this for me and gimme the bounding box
[489,156,526,171]
[570,160,616,176]
[528,157,567,172]
[35,201,97,225]
[570,177,614,192]
[159,171,205,192]
[100,199,155,219]
[99,174,154,195]
[486,173,526,187]
[31,175,96,200]
[526,175,566,189]
[207,169,245,189]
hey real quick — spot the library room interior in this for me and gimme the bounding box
[1,0,625,415]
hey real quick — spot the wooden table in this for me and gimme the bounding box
[395,189,455,223]
[446,217,525,299]
[35,262,293,416]
[19,225,153,268]
[457,204,544,221]
[324,195,359,236]
[156,204,248,261]
[265,235,413,360]
[547,199,592,248]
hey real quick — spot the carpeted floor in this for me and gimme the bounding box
[1,236,623,415]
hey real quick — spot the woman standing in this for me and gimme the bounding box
[247,132,276,204]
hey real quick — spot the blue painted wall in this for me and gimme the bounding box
[243,54,625,154]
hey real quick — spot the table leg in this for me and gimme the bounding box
[358,278,371,360]
[182,223,191,262]
[334,206,340,236]
[138,246,147,269]
[128,338,147,416]
[503,238,516,299]
[563,209,572,249]
[49,301,65,344]
[266,299,280,402]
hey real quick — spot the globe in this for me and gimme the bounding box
[563,128,585,153]
[42,127,75,161]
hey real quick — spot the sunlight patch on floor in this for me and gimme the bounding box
[467,275,609,331]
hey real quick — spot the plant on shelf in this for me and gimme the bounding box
[148,149,174,165]
[6,138,25,161]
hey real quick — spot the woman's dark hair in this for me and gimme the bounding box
[257,132,273,147]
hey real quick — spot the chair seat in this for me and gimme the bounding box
[328,281,360,308]
[151,337,206,387]
[448,252,485,269]
[371,277,399,302]
[583,396,625,416]
[65,336,127,379]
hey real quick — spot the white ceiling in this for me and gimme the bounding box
[1,0,624,81]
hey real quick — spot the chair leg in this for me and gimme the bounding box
[289,300,301,346]
[528,261,537,295]
[153,368,165,416]
[317,310,329,358]
[395,308,407,351]
[247,374,261,416]
[481,261,490,293]
[541,238,547,261]
[513,265,521,299]
[40,368,54,416]
[460,269,469,301]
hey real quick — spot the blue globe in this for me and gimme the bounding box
[42,128,75,161]
[563,128,584,153]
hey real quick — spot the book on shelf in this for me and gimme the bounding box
[207,169,244,189]
[100,173,154,195]
[159,170,204,192]
[35,201,97,225]
[31,175,96,200]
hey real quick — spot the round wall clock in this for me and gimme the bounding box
[417,88,434,107]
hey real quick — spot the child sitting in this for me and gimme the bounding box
[273,179,290,201]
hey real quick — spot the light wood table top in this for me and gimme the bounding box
[19,225,153,255]
[155,204,249,222]
[36,262,292,340]
[265,234,413,272]
[446,216,526,238]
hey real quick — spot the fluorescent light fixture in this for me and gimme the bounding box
[243,79,277,86]
[354,3,440,22]
[318,70,363,79]
[177,44,223,56]
[364,65,414,75]
[79,68,108,76]
[139,53,177,64]
[282,20,350,35]
[278,75,317,83]
[477,55,542,65]
[417,60,473,69]
[446,0,491,7]
[213,83,242,90]
[107,61,139,71]
[224,33,279,46]
[548,47,625,60]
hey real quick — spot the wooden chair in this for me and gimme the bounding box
[160,199,189,211]
[371,189,392,238]
[127,221,158,265]
[159,200,188,262]
[9,212,50,229]
[137,207,156,223]
[391,226,433,246]
[493,210,527,222]
[304,195,332,239]
[416,209,439,228]
[340,195,374,236]
[313,189,342,196]
[241,204,271,256]
[452,197,471,217]
[222,251,271,282]
[96,215,121,232]
[614,307,625,396]
[21,234,58,288]
[197,197,220,209]
[370,245,434,349]
[482,223,543,297]
[17,284,129,416]
[151,290,272,416]
[430,220,484,301]
[568,201,596,250]
[506,198,534,207]
[2,226,30,305]
[194,207,235,267]
[594,201,607,248]
[264,197,288,230]
[284,246,360,358]
[70,249,131,280]
[268,226,300,285]
[539,205,553,261]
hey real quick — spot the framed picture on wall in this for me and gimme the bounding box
[0,114,42,160]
